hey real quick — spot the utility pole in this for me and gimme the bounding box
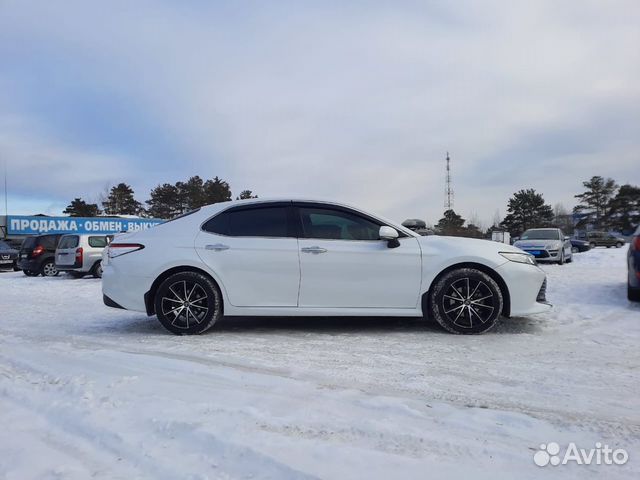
[444,152,453,210]
[3,160,7,217]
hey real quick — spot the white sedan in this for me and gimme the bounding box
[102,199,550,334]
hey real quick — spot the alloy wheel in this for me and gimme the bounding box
[160,280,210,330]
[441,277,495,329]
[42,262,58,276]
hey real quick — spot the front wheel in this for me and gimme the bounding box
[428,268,503,334]
[154,271,222,335]
[629,285,640,302]
[558,250,565,265]
[616,242,623,248]
[571,246,579,253]
[92,261,103,278]
[23,269,39,277]
[589,242,596,249]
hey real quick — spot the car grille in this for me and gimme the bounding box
[537,278,547,303]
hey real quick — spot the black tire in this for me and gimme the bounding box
[154,271,222,335]
[23,269,38,276]
[428,268,503,334]
[566,253,573,263]
[589,242,596,249]
[558,250,565,265]
[629,285,640,302]
[41,261,59,277]
[91,261,103,278]
[571,246,579,253]
[616,242,623,248]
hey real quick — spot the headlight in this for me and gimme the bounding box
[499,252,537,265]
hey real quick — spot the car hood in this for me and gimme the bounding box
[513,240,560,249]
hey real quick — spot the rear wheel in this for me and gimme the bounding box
[558,250,565,265]
[628,285,640,302]
[91,261,103,278]
[428,268,503,334]
[154,271,222,335]
[589,242,596,249]
[616,242,623,248]
[41,261,58,277]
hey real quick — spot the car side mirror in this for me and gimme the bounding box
[379,226,400,249]
[564,236,570,241]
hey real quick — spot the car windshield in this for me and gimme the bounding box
[520,230,559,240]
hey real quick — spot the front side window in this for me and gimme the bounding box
[299,207,381,240]
[203,206,290,238]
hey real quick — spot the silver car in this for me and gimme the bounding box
[55,234,113,278]
[513,228,573,264]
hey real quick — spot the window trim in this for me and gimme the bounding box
[200,201,297,239]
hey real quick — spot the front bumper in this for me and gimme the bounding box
[496,261,552,316]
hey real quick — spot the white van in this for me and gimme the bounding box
[55,234,113,278]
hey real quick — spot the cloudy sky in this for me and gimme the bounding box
[1,0,639,225]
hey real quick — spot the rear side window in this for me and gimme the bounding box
[203,207,290,237]
[22,237,37,249]
[39,235,60,249]
[58,236,80,249]
[88,236,109,248]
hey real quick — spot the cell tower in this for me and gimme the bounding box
[444,152,453,210]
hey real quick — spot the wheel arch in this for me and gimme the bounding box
[422,262,511,317]
[144,265,224,316]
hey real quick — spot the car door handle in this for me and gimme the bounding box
[205,243,230,251]
[301,246,327,254]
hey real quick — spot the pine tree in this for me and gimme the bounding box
[203,177,232,204]
[436,209,466,236]
[146,183,181,219]
[573,176,618,229]
[236,190,258,200]
[607,184,640,233]
[63,198,101,217]
[500,189,554,237]
[102,183,144,216]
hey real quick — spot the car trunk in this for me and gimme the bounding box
[19,236,38,260]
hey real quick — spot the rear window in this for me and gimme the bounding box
[58,235,80,249]
[88,236,109,248]
[22,237,37,249]
[203,206,290,237]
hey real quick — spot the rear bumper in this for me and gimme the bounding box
[101,265,149,313]
[18,259,42,271]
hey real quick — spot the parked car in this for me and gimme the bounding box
[18,234,63,276]
[55,234,113,278]
[513,228,573,264]
[570,238,591,253]
[103,198,550,335]
[0,240,19,271]
[586,231,625,248]
[627,225,640,301]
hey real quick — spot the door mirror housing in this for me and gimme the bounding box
[379,226,400,248]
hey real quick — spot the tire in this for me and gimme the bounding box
[91,261,103,278]
[566,253,573,263]
[41,261,59,277]
[558,250,565,265]
[616,242,623,248]
[629,285,640,302]
[571,246,579,253]
[428,268,503,334]
[589,242,596,249]
[154,271,222,335]
[23,269,39,277]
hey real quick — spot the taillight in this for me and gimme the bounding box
[32,245,45,257]
[634,237,640,251]
[75,247,83,264]
[108,243,145,259]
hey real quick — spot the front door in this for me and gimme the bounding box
[295,203,422,309]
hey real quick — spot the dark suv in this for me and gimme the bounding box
[628,225,640,301]
[586,231,625,248]
[0,240,19,271]
[18,234,63,277]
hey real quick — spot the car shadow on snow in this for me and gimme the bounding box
[101,314,543,336]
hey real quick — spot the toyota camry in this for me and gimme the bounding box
[102,199,551,335]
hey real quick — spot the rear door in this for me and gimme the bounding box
[295,203,422,309]
[56,235,80,266]
[194,202,300,307]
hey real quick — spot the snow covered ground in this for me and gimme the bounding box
[1,247,638,479]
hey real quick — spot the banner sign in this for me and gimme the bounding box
[7,215,164,235]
